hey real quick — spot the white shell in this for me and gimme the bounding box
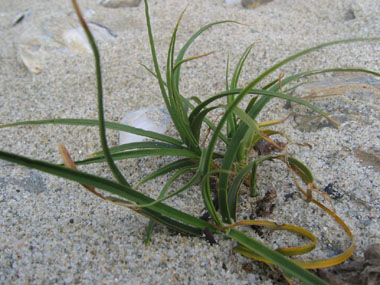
[119,107,171,145]
[62,23,115,54]
[17,39,43,74]
[14,10,115,74]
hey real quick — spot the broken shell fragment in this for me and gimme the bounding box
[17,39,43,74]
[62,23,116,54]
[119,107,171,145]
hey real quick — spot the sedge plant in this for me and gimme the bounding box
[1,0,380,283]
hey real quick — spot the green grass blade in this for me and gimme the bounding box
[144,165,193,245]
[181,95,229,144]
[0,150,215,233]
[136,158,196,187]
[250,159,259,197]
[232,107,261,133]
[144,219,156,246]
[227,44,255,136]
[254,37,380,91]
[201,171,223,227]
[0,118,183,147]
[189,89,241,122]
[246,67,380,128]
[244,42,380,134]
[287,157,314,184]
[230,44,255,90]
[206,78,343,223]
[164,7,200,152]
[217,106,263,222]
[225,53,230,90]
[139,64,230,144]
[155,166,195,201]
[197,149,224,227]
[227,155,276,219]
[249,155,277,197]
[227,161,253,220]
[264,67,380,92]
[203,89,262,223]
[217,107,274,222]
[134,165,198,208]
[143,0,171,113]
[173,52,215,71]
[174,20,241,89]
[141,207,201,236]
[244,96,258,113]
[227,44,255,138]
[72,0,129,187]
[75,148,201,166]
[189,85,339,127]
[248,67,380,123]
[190,106,219,142]
[92,141,184,157]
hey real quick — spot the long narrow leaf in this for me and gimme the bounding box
[92,141,184,157]
[140,64,230,144]
[133,165,198,208]
[214,67,380,222]
[227,43,255,137]
[174,20,241,89]
[75,148,201,166]
[166,7,200,152]
[230,43,255,90]
[227,229,327,284]
[136,158,196,187]
[228,156,276,219]
[144,165,193,245]
[0,118,183,147]
[190,106,219,141]
[256,37,380,92]
[0,150,215,234]
[143,0,171,115]
[72,0,129,187]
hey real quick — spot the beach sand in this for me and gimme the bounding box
[1,0,379,283]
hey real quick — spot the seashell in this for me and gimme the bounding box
[62,22,116,54]
[14,10,116,74]
[119,107,171,145]
[17,38,43,74]
[97,0,142,8]
[291,75,380,132]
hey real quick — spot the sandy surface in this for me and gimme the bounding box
[1,0,380,283]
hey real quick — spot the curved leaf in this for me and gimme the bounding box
[227,229,327,284]
[73,0,129,187]
[190,106,219,141]
[174,20,241,89]
[228,156,276,219]
[0,150,215,234]
[136,158,196,187]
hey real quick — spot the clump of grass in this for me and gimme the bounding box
[1,0,380,283]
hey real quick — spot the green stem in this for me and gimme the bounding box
[72,0,130,187]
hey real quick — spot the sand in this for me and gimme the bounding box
[1,0,379,283]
